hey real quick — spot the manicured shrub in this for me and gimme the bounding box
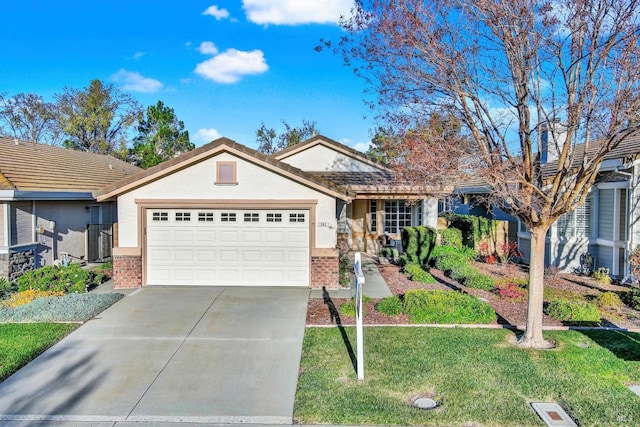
[544,299,601,325]
[401,227,420,264]
[0,292,124,322]
[404,263,436,284]
[439,228,463,250]
[17,264,101,294]
[403,289,496,324]
[439,212,499,249]
[339,296,371,318]
[460,271,495,290]
[621,287,640,310]
[376,296,403,316]
[0,278,16,299]
[416,226,437,265]
[592,267,611,285]
[596,291,623,309]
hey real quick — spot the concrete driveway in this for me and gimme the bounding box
[0,286,309,425]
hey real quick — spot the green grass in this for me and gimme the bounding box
[295,327,640,427]
[0,323,78,382]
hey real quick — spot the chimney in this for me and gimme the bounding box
[540,119,567,164]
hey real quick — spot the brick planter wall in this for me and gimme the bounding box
[311,255,339,289]
[113,255,142,289]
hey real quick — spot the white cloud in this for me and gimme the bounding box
[198,41,219,55]
[203,5,230,20]
[353,141,372,153]
[242,0,354,25]
[133,51,145,60]
[110,69,163,93]
[195,48,268,83]
[194,128,223,143]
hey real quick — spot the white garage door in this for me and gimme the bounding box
[146,209,310,286]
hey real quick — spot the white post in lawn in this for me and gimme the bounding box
[354,252,365,381]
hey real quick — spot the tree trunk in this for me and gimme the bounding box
[518,225,554,349]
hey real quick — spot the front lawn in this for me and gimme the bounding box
[295,327,640,427]
[0,323,78,382]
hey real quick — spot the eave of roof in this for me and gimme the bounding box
[273,134,391,172]
[98,137,354,202]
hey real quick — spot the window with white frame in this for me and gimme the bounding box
[384,200,412,234]
[556,195,591,238]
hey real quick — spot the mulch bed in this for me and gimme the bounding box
[306,260,640,329]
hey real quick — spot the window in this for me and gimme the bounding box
[244,212,259,222]
[384,200,412,234]
[198,212,214,222]
[221,212,236,222]
[175,212,191,222]
[557,195,591,238]
[369,200,377,233]
[289,213,305,223]
[152,212,168,222]
[216,162,237,184]
[266,213,282,222]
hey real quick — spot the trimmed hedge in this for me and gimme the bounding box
[438,228,463,250]
[439,212,499,249]
[403,289,496,324]
[622,287,640,310]
[401,226,437,266]
[404,263,437,284]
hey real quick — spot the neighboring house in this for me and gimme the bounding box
[0,137,141,281]
[447,127,640,279]
[99,135,447,289]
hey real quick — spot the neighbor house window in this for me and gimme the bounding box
[369,200,377,233]
[384,200,412,234]
[216,162,237,184]
[556,195,592,238]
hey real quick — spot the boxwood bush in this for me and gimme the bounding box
[438,228,463,250]
[403,289,496,324]
[428,245,493,290]
[544,299,601,325]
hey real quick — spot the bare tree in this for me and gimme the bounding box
[0,93,60,144]
[256,120,319,154]
[339,0,640,348]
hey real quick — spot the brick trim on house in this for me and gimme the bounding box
[311,255,339,289]
[113,255,142,289]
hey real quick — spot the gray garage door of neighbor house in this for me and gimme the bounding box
[146,208,310,286]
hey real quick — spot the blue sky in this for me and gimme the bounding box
[0,1,375,151]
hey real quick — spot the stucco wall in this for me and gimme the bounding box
[34,201,91,266]
[282,145,383,172]
[117,153,338,250]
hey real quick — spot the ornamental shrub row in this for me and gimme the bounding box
[402,289,496,324]
[404,263,436,284]
[439,212,500,249]
[428,245,494,290]
[544,299,601,325]
[16,264,102,294]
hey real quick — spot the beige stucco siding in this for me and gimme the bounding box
[282,145,383,172]
[117,152,337,249]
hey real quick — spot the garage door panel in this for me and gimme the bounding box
[147,209,309,287]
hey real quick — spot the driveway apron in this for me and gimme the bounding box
[0,286,309,425]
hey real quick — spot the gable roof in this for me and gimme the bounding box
[98,137,354,202]
[273,134,391,171]
[0,137,141,195]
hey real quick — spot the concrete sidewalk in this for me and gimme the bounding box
[0,286,308,425]
[310,252,393,299]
